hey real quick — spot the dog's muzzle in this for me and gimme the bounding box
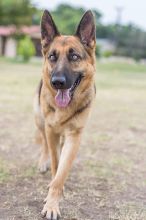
[51,73,84,108]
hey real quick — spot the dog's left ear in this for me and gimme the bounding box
[75,10,96,48]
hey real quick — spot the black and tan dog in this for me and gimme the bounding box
[34,10,96,219]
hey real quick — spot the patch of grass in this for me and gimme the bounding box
[0,159,10,183]
[109,202,146,220]
[108,154,133,173]
[85,160,113,179]
[22,166,37,178]
[97,61,146,74]
[0,59,41,114]
[96,61,146,90]
[0,56,43,66]
[97,133,112,143]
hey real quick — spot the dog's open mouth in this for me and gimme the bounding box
[55,74,83,108]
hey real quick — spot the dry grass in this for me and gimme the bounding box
[0,58,146,220]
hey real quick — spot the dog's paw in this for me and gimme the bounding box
[38,158,50,174]
[41,202,61,220]
[42,187,62,219]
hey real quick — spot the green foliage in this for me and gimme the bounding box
[49,4,146,60]
[51,4,102,35]
[0,0,36,26]
[103,50,113,58]
[1,1,146,60]
[97,23,146,59]
[51,4,85,34]
[114,24,146,60]
[95,44,101,57]
[17,36,35,62]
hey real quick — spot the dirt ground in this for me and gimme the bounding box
[0,59,146,220]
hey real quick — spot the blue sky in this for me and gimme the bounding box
[33,0,146,30]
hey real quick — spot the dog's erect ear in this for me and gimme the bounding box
[41,10,60,48]
[75,10,96,48]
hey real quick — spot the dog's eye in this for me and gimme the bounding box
[49,54,57,62]
[70,54,80,62]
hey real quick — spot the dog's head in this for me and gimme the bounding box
[41,10,96,108]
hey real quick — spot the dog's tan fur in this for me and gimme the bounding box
[34,10,96,219]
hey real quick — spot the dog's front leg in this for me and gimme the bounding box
[45,125,60,178]
[42,129,82,220]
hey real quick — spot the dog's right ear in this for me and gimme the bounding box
[41,10,60,49]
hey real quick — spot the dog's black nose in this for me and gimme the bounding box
[51,75,66,89]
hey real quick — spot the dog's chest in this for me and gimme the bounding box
[46,110,74,133]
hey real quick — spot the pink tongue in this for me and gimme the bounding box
[55,89,71,108]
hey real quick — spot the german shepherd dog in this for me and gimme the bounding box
[34,10,96,219]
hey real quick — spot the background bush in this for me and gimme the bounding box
[17,36,35,62]
[103,50,113,58]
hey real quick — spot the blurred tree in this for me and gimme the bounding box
[51,4,85,34]
[96,22,146,59]
[0,0,37,26]
[51,4,102,35]
[113,24,146,60]
[1,0,146,60]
